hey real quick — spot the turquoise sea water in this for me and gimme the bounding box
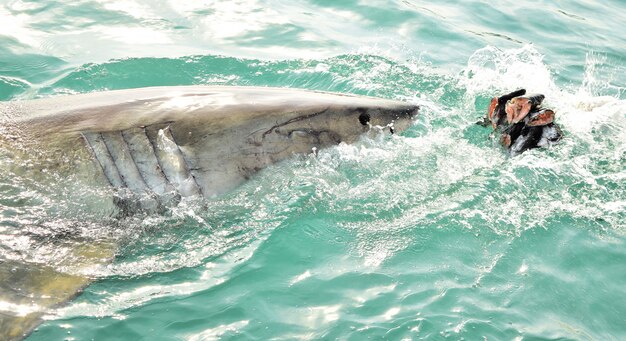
[1,0,625,340]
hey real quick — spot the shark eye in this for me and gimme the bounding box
[358,112,370,125]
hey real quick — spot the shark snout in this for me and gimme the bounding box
[375,103,419,134]
[401,104,420,121]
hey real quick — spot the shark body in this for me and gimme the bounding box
[0,86,418,340]
[3,86,418,203]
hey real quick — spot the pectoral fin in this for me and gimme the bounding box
[0,241,116,340]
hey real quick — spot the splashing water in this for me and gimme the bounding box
[1,1,625,339]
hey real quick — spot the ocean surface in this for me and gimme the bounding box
[1,0,625,340]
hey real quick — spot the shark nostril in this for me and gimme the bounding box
[358,112,370,125]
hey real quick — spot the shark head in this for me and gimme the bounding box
[159,88,419,196]
[244,95,419,160]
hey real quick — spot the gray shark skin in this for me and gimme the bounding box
[0,86,418,340]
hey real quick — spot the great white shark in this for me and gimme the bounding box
[0,86,418,340]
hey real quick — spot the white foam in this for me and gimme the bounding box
[461,44,626,145]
